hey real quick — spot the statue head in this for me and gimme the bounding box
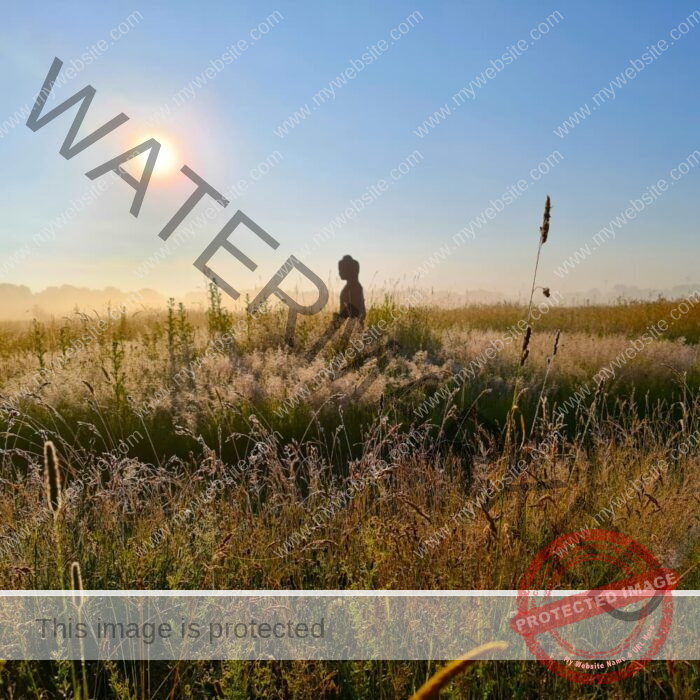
[338,255,360,282]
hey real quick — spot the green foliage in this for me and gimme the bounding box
[207,282,232,338]
[30,319,46,370]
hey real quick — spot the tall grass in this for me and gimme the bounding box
[0,261,698,696]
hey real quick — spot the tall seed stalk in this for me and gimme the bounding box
[530,329,561,438]
[44,442,80,699]
[504,195,552,460]
[71,561,89,700]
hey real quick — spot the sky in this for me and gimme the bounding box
[1,0,700,302]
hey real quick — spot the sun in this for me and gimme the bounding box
[122,133,182,184]
[149,136,181,182]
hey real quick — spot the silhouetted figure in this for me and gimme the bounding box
[338,255,366,326]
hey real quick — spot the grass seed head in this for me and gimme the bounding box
[552,330,561,357]
[520,326,532,366]
[70,561,84,608]
[540,194,551,244]
[43,441,62,517]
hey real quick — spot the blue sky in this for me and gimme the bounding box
[1,0,699,300]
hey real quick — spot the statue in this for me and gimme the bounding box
[338,255,366,326]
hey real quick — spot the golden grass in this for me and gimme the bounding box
[0,294,698,697]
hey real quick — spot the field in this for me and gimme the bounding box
[0,289,699,698]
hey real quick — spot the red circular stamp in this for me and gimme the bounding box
[511,529,678,683]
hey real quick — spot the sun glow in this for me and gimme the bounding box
[122,134,182,184]
[150,136,181,182]
[153,138,182,178]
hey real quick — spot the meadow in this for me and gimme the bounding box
[0,287,699,698]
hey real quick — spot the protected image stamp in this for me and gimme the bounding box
[511,529,678,683]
